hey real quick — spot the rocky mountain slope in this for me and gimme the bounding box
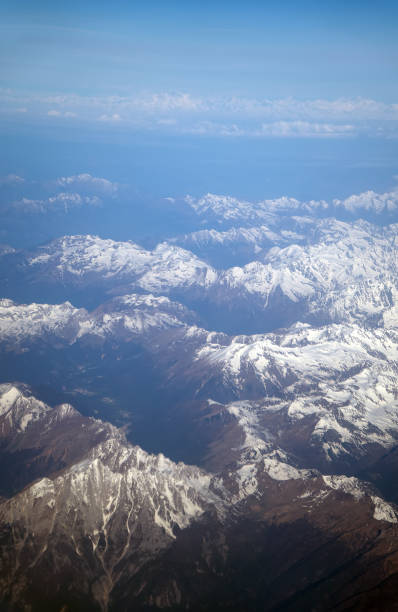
[0,384,224,610]
[2,384,398,611]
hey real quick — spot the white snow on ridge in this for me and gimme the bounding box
[170,224,303,253]
[0,299,87,343]
[263,222,396,288]
[335,189,398,214]
[0,383,82,434]
[55,235,153,278]
[322,476,397,524]
[0,383,52,433]
[322,475,365,500]
[371,496,398,523]
[0,294,194,346]
[222,261,315,303]
[27,235,218,294]
[195,323,398,391]
[185,193,328,223]
[190,320,398,464]
[0,385,21,416]
[20,220,398,331]
[217,219,398,310]
[226,400,313,498]
[136,242,217,292]
[1,296,398,461]
[4,429,221,545]
[169,219,395,323]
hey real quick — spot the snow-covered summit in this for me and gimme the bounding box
[185,188,398,226]
[184,193,329,225]
[25,234,218,296]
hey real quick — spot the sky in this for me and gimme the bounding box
[1,0,398,244]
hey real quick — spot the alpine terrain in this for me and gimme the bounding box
[1,190,398,611]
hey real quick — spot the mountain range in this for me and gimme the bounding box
[1,193,398,610]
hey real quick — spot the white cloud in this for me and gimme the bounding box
[48,192,101,206]
[157,118,177,126]
[55,173,118,196]
[0,174,25,185]
[1,173,118,215]
[141,93,202,112]
[13,192,101,213]
[185,121,246,136]
[99,113,121,122]
[48,109,77,118]
[184,120,355,138]
[12,197,54,212]
[259,121,355,138]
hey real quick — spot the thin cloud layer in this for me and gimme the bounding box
[259,121,355,138]
[48,110,77,118]
[2,90,398,138]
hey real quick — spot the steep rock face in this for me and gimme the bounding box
[0,442,219,611]
[0,387,224,611]
[113,474,398,612]
[1,386,398,611]
[0,383,115,495]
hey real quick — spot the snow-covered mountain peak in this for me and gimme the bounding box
[0,298,88,345]
[334,188,398,214]
[0,382,83,435]
[0,384,27,416]
[185,188,398,228]
[29,234,154,279]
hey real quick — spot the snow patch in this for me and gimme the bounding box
[371,496,397,523]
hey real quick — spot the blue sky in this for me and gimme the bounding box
[2,0,398,99]
[1,0,398,218]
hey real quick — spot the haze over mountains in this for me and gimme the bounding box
[1,180,398,610]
